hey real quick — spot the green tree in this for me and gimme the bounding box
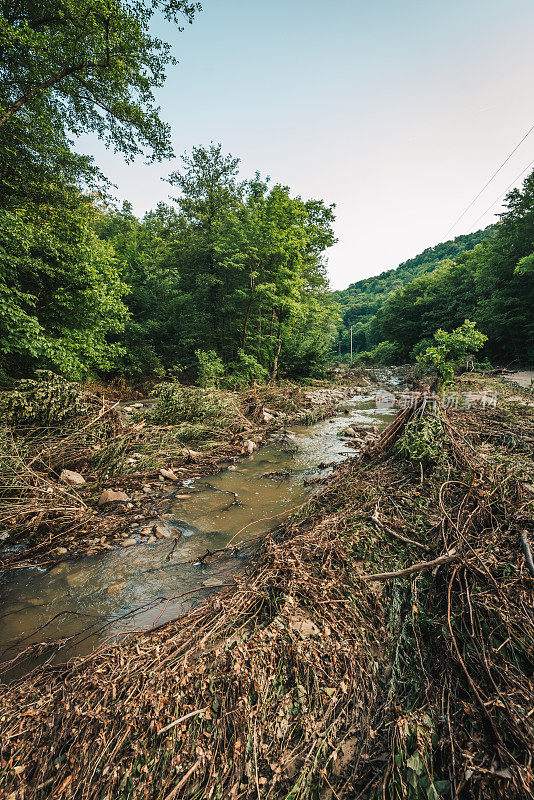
[0,0,200,205]
[0,188,128,379]
[417,320,487,386]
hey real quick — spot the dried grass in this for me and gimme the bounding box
[0,397,532,798]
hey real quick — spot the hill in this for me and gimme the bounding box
[332,227,495,356]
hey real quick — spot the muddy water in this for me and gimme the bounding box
[0,393,395,675]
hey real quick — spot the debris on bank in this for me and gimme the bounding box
[0,380,532,799]
[0,378,363,567]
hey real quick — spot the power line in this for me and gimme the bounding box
[469,157,534,230]
[445,121,534,238]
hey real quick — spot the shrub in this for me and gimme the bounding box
[396,408,446,468]
[416,320,487,387]
[147,384,241,447]
[224,351,268,389]
[355,340,402,366]
[195,349,225,388]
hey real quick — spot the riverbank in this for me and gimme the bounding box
[0,374,532,799]
[0,379,373,570]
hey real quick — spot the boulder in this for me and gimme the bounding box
[60,469,86,486]
[121,538,137,547]
[98,489,130,507]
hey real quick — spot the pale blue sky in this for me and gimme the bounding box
[77,0,534,288]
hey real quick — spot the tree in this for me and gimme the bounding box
[0,0,200,205]
[417,320,487,386]
[161,145,338,379]
[0,187,128,380]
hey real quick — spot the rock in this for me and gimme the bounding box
[125,457,136,465]
[98,489,130,507]
[54,546,69,556]
[153,524,171,539]
[48,562,70,576]
[66,571,88,588]
[142,484,152,493]
[174,494,190,500]
[289,615,321,637]
[344,427,356,437]
[139,528,152,536]
[123,406,134,413]
[60,469,86,486]
[121,538,137,547]
[132,402,144,409]
[160,468,179,482]
[262,411,275,423]
[243,439,257,455]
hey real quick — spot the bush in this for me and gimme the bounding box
[409,338,434,361]
[148,384,234,425]
[396,409,446,468]
[195,349,225,388]
[355,340,402,366]
[147,384,243,448]
[416,320,487,387]
[224,351,268,389]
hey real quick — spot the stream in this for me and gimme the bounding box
[0,390,397,677]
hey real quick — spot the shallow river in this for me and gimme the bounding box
[0,392,396,676]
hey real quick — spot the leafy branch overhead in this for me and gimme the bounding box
[0,0,201,210]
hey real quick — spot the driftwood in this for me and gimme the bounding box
[361,552,459,581]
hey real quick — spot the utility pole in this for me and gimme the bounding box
[350,325,353,365]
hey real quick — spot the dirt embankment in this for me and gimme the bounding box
[0,375,532,799]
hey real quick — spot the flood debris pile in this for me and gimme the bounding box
[0,374,123,550]
[0,391,532,799]
[0,378,353,565]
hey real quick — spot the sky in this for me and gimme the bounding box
[77,0,534,289]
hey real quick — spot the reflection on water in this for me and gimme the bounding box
[0,394,395,675]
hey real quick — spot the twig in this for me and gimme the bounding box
[370,507,431,551]
[520,530,534,578]
[157,708,208,735]
[361,552,459,581]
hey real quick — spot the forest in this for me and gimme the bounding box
[0,0,336,386]
[1,0,533,384]
[331,228,493,357]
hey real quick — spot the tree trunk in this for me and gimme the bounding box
[271,320,282,383]
[242,268,255,350]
